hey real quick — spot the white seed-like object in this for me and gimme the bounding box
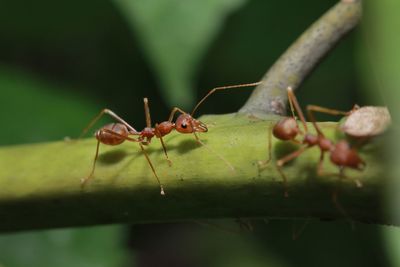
[341,106,391,137]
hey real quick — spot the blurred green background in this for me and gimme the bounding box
[0,0,399,266]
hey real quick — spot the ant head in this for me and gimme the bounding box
[273,117,299,141]
[175,114,208,133]
[330,140,365,170]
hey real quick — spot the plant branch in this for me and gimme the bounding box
[0,114,391,232]
[239,0,362,116]
[0,1,377,233]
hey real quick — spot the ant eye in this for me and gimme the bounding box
[181,123,187,129]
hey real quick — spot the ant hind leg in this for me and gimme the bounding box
[81,140,101,188]
[79,109,138,139]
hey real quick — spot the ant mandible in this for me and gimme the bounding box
[79,82,261,195]
[259,86,365,197]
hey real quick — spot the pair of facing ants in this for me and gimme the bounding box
[80,82,389,197]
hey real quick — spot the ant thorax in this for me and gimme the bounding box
[141,127,155,139]
[155,122,174,137]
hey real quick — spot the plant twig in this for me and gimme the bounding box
[0,114,391,232]
[239,0,362,116]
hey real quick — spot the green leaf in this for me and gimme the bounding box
[113,0,248,108]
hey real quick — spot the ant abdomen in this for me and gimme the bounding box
[96,123,129,145]
[273,117,299,140]
[330,140,365,170]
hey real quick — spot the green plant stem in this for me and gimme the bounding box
[0,114,391,232]
[239,0,362,116]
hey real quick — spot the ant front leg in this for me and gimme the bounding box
[138,143,165,195]
[103,129,165,195]
[79,109,139,139]
[155,124,172,167]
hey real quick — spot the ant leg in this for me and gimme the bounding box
[143,98,152,128]
[276,145,309,197]
[152,123,172,166]
[306,105,350,136]
[193,132,235,171]
[315,151,362,191]
[99,129,167,195]
[144,99,173,166]
[331,168,355,228]
[100,129,141,142]
[258,123,273,170]
[79,109,139,139]
[191,82,262,116]
[318,167,363,188]
[81,139,101,187]
[331,185,350,220]
[98,128,166,195]
[158,133,172,166]
[287,87,308,133]
[307,105,350,116]
[139,143,165,195]
[81,129,142,187]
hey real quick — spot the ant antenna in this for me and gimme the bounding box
[191,82,263,117]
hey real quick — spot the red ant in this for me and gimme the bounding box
[259,86,365,198]
[79,82,261,195]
